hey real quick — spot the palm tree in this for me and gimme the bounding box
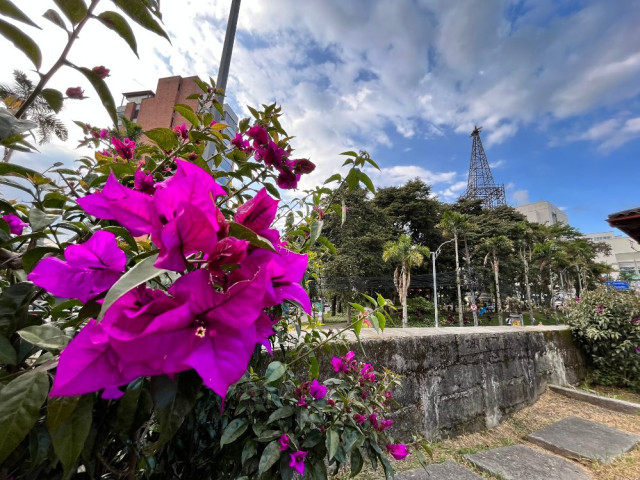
[439,210,469,326]
[382,234,430,328]
[0,70,68,161]
[479,235,513,326]
[515,222,537,324]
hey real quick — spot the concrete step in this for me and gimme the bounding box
[527,416,640,463]
[393,461,482,479]
[464,444,591,480]
[549,384,640,415]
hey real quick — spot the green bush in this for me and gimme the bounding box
[567,288,640,389]
[406,297,434,323]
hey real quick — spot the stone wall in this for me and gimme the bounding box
[339,326,586,441]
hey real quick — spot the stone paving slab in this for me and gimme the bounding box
[527,416,640,463]
[392,461,482,479]
[549,385,640,415]
[464,445,590,480]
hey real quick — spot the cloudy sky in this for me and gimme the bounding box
[2,0,640,236]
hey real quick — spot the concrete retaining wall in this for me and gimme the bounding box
[341,326,586,441]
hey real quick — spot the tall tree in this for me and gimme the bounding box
[382,235,430,328]
[439,210,470,326]
[479,235,514,325]
[515,222,539,323]
[0,70,68,161]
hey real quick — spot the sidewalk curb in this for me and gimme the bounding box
[549,384,640,415]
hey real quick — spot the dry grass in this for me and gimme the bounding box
[350,390,640,479]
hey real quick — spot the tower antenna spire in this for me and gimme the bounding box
[464,125,506,208]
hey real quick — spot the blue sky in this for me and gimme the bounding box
[2,0,640,236]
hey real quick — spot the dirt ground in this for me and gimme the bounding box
[352,389,640,479]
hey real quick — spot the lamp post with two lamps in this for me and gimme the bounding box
[432,238,455,328]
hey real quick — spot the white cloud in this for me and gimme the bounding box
[435,180,468,202]
[512,189,530,205]
[366,165,457,188]
[572,116,640,152]
[489,159,506,169]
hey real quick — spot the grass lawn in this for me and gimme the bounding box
[340,389,640,480]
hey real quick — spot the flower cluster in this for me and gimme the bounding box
[28,161,311,400]
[231,124,315,189]
[2,213,27,235]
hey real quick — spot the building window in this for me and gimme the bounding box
[132,103,140,121]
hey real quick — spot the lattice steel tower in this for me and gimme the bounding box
[464,126,506,208]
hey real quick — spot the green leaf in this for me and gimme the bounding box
[317,236,336,255]
[41,88,64,113]
[112,0,169,41]
[28,208,58,231]
[266,405,294,424]
[71,66,117,127]
[0,371,49,463]
[145,127,178,150]
[0,19,40,69]
[324,173,341,184]
[264,182,280,199]
[148,371,201,451]
[308,355,319,380]
[350,447,364,477]
[97,10,138,57]
[375,311,386,331]
[340,151,358,157]
[0,335,16,365]
[258,440,281,474]
[376,293,386,307]
[17,324,71,353]
[356,169,375,194]
[362,293,377,307]
[46,396,80,432]
[0,282,36,337]
[43,9,68,31]
[49,394,93,477]
[342,427,360,454]
[98,254,166,321]
[0,161,50,181]
[309,219,323,245]
[102,225,138,252]
[174,103,199,127]
[327,428,339,461]
[241,440,257,465]
[349,302,365,313]
[114,380,143,439]
[53,0,87,24]
[228,222,276,252]
[220,418,248,447]
[0,0,41,28]
[264,361,286,384]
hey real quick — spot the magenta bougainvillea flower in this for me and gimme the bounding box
[231,132,252,153]
[111,137,136,160]
[51,267,274,398]
[309,379,327,400]
[293,158,315,174]
[386,443,409,460]
[66,87,84,99]
[78,173,155,236]
[246,124,269,146]
[353,413,366,424]
[278,434,290,451]
[173,123,188,140]
[48,160,311,400]
[28,231,125,303]
[288,451,307,475]
[2,213,27,235]
[91,66,110,78]
[596,304,603,314]
[134,168,155,194]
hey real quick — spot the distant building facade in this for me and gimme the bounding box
[117,75,238,172]
[583,231,640,277]
[514,201,569,226]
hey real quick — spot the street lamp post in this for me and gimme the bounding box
[433,238,454,328]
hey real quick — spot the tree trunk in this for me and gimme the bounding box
[454,233,463,326]
[463,236,478,326]
[401,265,409,328]
[493,256,503,325]
[522,248,534,324]
[549,269,555,308]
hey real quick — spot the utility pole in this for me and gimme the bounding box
[432,238,454,328]
[214,0,241,122]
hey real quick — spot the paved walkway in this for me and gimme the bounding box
[387,415,639,479]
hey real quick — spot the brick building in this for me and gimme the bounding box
[118,75,202,130]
